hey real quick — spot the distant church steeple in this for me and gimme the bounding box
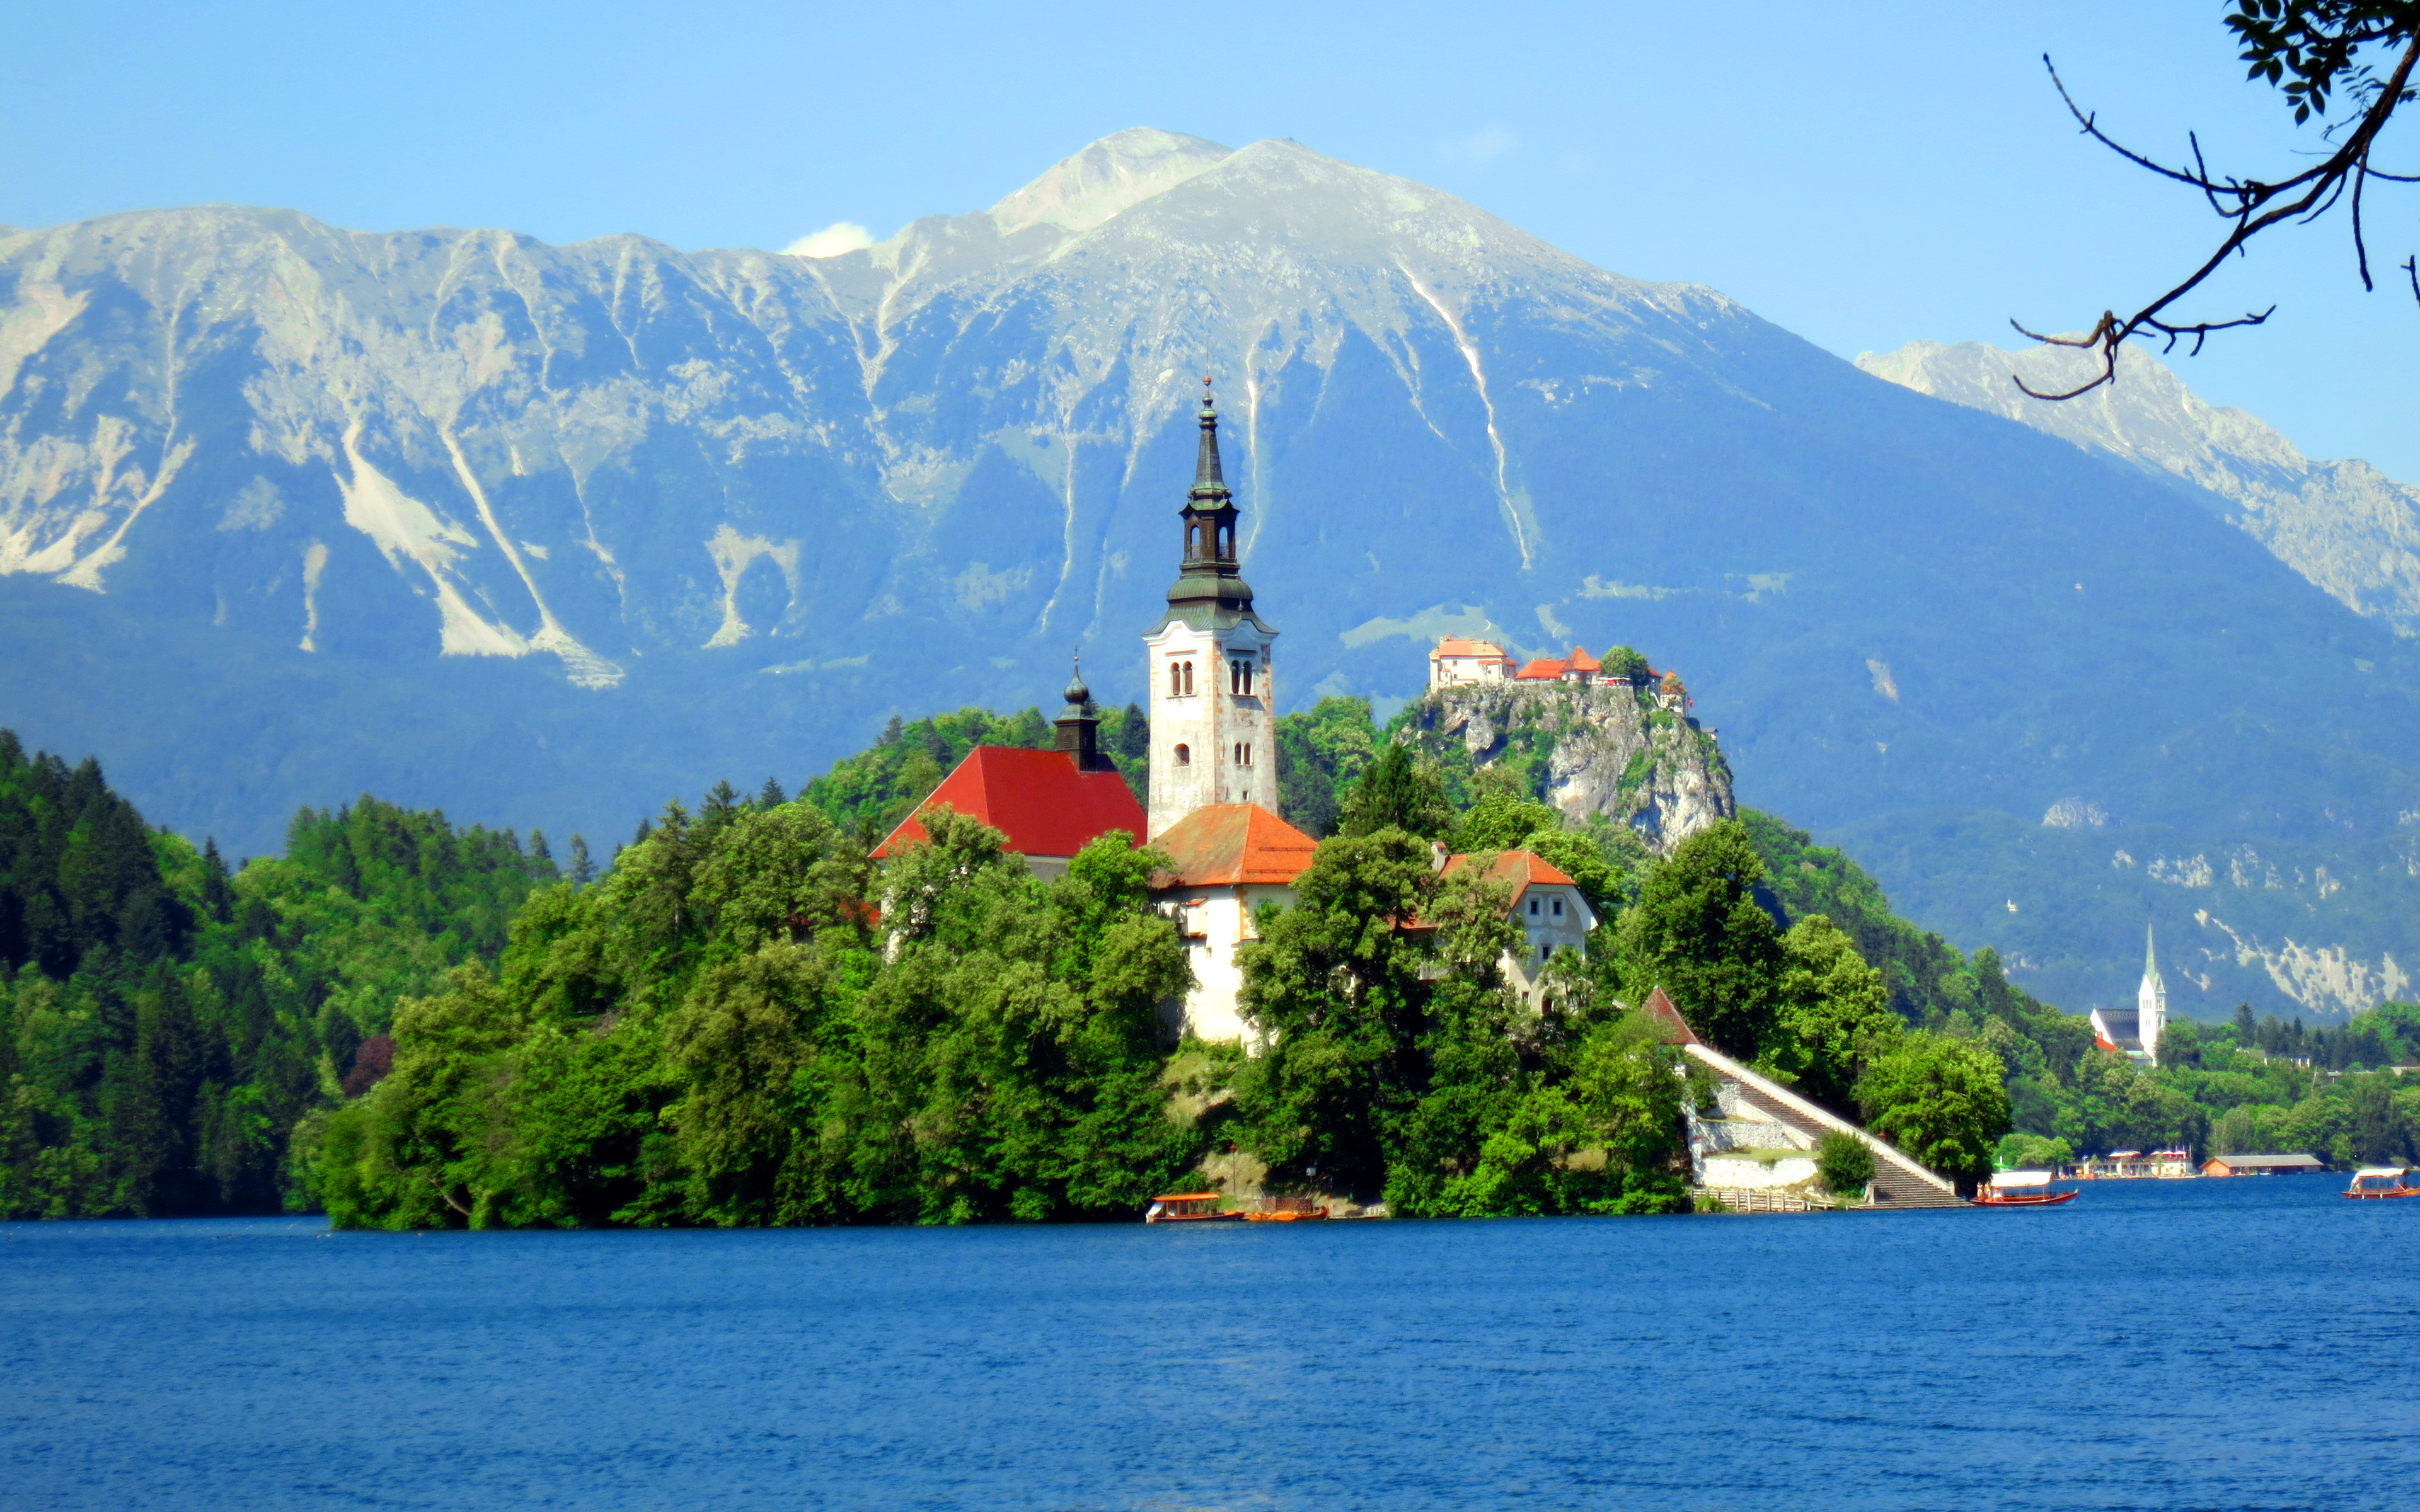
[1141,377,1280,838]
[2138,922,2168,1064]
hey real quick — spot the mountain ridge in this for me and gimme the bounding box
[4,130,2417,1021]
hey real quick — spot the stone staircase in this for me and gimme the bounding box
[1686,1045,1969,1211]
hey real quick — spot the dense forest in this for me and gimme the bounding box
[8,692,2418,1223]
[0,731,556,1217]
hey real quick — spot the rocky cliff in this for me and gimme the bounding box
[1398,680,1734,853]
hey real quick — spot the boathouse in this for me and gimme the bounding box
[2201,1152,2327,1177]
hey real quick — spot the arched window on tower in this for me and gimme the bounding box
[1169,662,1181,697]
[1174,743,1190,766]
[1181,662,1194,696]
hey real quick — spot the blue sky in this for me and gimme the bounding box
[7,1,2416,474]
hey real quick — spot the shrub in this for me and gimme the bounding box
[1816,1130,1874,1196]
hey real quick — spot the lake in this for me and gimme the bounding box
[5,1176,2414,1509]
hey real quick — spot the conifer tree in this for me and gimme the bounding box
[200,839,236,924]
[568,835,594,887]
[1335,743,1454,841]
[758,777,788,809]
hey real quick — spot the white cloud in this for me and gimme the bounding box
[1439,127,1518,165]
[783,220,877,258]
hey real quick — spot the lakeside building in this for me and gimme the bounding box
[2202,1152,2329,1176]
[873,382,1630,1046]
[2090,925,2169,1065]
[1147,803,1321,1042]
[2075,1148,2194,1179]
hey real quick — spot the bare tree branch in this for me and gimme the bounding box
[2012,26,2420,401]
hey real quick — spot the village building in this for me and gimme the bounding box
[2090,925,2169,1064]
[1427,850,1597,1009]
[1512,645,1603,684]
[2201,1152,2328,1177]
[1428,636,1516,689]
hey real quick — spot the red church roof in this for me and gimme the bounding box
[1150,803,1320,888]
[870,747,1146,862]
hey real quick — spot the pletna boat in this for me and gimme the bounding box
[1973,1169,2078,1207]
[2343,1167,2420,1199]
[1144,1192,1244,1222]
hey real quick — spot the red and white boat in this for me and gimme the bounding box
[1973,1169,2078,1207]
[2343,1167,2420,1200]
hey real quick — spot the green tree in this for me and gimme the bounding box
[1614,820,1783,1059]
[1232,828,1439,1194]
[1334,744,1454,841]
[1815,1130,1875,1196]
[1761,914,1901,1109]
[1855,1032,2012,1188]
[1276,696,1381,836]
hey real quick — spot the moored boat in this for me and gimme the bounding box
[1973,1169,2078,1207]
[2343,1167,2420,1200]
[1144,1192,1245,1222]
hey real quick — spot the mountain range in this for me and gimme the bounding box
[4,128,2416,1019]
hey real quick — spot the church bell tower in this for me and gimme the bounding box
[1142,379,1279,838]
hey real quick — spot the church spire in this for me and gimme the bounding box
[1156,376,1263,629]
[1191,378,1230,501]
[2138,920,2168,1065]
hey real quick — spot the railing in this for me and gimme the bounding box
[1694,1187,1844,1213]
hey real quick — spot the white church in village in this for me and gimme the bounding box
[873,380,1596,1043]
[2090,925,2170,1065]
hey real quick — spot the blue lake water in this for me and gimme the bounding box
[5,1176,2416,1510]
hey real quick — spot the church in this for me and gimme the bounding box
[2090,925,2169,1064]
[872,380,1594,1043]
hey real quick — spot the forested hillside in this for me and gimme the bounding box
[0,732,557,1218]
[14,699,2420,1225]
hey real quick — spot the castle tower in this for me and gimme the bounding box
[1143,379,1278,837]
[2138,922,2168,1064]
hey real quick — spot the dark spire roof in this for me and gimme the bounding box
[1054,649,1112,771]
[1150,377,1274,638]
[1190,379,1230,501]
[1059,649,1096,723]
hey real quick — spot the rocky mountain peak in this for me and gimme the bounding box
[988,128,1233,236]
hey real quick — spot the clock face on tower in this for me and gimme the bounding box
[1143,381,1278,840]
